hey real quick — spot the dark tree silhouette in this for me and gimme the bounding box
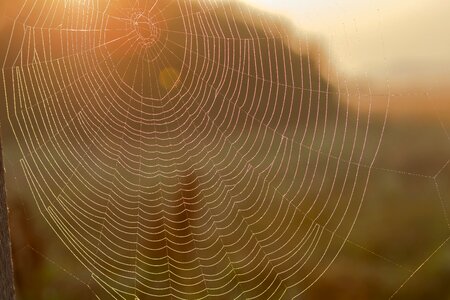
[0,134,15,300]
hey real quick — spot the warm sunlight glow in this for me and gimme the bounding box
[1,0,449,299]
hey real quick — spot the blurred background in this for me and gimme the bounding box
[1,0,450,299]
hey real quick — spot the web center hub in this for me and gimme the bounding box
[132,13,160,46]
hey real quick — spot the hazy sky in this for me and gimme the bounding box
[240,0,450,85]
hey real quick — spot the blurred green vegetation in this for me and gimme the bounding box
[3,112,449,299]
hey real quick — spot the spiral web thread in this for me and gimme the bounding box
[1,0,386,298]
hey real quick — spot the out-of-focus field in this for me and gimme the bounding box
[3,80,450,300]
[303,86,450,299]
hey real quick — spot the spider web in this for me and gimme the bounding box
[1,0,387,298]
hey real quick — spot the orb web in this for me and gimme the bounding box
[1,0,384,298]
